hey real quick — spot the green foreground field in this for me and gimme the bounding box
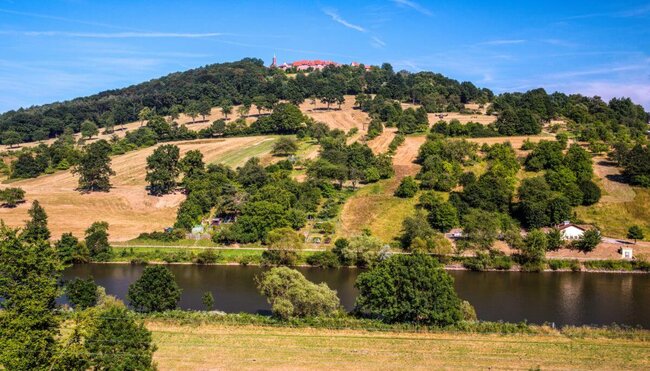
[147,321,650,370]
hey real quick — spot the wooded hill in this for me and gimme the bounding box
[0,58,489,141]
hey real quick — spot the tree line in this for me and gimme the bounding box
[0,58,488,142]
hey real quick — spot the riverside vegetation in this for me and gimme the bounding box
[2,182,649,370]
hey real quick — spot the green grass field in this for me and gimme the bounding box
[213,135,281,168]
[576,187,650,240]
[147,321,650,370]
[338,178,419,243]
[110,246,319,264]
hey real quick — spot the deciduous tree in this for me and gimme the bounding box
[80,120,99,139]
[627,225,644,243]
[73,139,115,192]
[85,221,112,261]
[127,265,181,313]
[271,137,299,156]
[0,187,25,207]
[257,267,340,319]
[65,277,98,309]
[355,254,463,325]
[146,144,180,195]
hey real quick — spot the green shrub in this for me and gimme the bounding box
[306,251,340,268]
[239,255,254,266]
[261,249,298,266]
[194,249,221,264]
[584,260,633,271]
[547,259,567,271]
[137,229,184,242]
[462,252,512,271]
[570,260,582,272]
[65,277,98,309]
[394,176,419,198]
[257,267,340,320]
[127,265,182,313]
[491,254,513,270]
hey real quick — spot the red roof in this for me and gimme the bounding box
[291,60,338,67]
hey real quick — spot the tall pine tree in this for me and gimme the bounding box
[22,200,50,242]
[0,226,62,369]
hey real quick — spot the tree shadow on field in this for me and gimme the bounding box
[597,160,631,185]
[605,174,630,185]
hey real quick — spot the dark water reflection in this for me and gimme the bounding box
[62,264,650,328]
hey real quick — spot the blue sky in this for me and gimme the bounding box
[1,0,649,112]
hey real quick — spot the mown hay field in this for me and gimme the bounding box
[0,136,279,241]
[148,322,650,370]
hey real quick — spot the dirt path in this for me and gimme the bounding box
[0,136,275,241]
[366,128,397,154]
[392,136,426,181]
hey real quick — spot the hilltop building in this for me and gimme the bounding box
[270,56,372,71]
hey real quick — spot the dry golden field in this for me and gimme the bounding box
[299,95,370,133]
[0,136,278,241]
[366,127,398,154]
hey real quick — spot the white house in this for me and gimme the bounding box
[557,221,589,240]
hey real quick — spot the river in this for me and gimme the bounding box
[62,264,650,328]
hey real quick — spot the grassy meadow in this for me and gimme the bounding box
[147,321,650,370]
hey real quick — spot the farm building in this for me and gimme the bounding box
[556,221,592,240]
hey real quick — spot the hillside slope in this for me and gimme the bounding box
[0,136,278,240]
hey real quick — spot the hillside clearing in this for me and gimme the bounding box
[576,187,650,241]
[0,136,279,241]
[465,134,555,156]
[338,135,424,242]
[299,95,370,133]
[366,127,397,154]
[147,322,650,370]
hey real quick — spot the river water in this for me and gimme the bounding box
[62,264,650,328]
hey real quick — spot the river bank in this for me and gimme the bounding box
[63,264,650,327]
[106,245,650,274]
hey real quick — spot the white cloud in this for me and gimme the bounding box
[323,9,366,32]
[0,8,137,30]
[1,31,224,38]
[478,39,526,46]
[565,4,650,20]
[392,0,432,16]
[540,39,577,47]
[546,64,648,79]
[371,36,386,48]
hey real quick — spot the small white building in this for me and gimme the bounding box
[621,247,634,259]
[557,221,588,240]
[446,228,464,239]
